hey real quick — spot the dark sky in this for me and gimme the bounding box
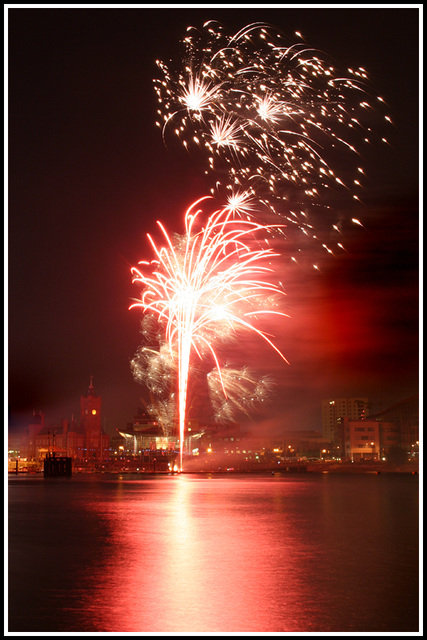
[7,6,420,438]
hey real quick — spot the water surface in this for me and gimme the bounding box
[8,472,419,633]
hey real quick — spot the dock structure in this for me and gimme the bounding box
[43,452,72,477]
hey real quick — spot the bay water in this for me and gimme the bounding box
[7,472,419,633]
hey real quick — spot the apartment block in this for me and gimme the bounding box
[322,397,370,444]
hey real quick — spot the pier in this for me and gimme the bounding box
[43,452,72,477]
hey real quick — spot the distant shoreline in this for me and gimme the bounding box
[8,462,419,476]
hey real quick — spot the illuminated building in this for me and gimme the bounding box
[280,430,331,459]
[21,414,86,462]
[19,378,109,464]
[117,407,178,454]
[342,418,381,461]
[322,398,370,444]
[79,376,108,460]
[340,396,419,461]
[116,408,208,457]
[115,410,241,459]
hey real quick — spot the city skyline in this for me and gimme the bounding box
[8,374,418,444]
[7,6,420,437]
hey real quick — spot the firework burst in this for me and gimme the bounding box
[154,21,392,264]
[129,20,392,468]
[130,196,289,470]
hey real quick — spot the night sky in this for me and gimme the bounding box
[7,6,420,438]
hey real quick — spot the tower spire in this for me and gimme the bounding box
[88,376,95,396]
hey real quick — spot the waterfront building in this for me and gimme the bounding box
[280,430,331,459]
[195,421,241,454]
[368,395,419,450]
[341,418,381,461]
[115,410,243,459]
[20,412,85,461]
[321,397,370,444]
[79,377,109,460]
[117,407,178,454]
[239,431,330,459]
[19,378,109,465]
[339,395,419,461]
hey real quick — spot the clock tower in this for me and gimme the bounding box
[80,376,102,458]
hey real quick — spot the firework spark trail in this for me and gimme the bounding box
[154,21,392,263]
[131,339,177,436]
[207,365,276,422]
[130,196,289,470]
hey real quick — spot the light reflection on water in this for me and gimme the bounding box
[8,473,419,633]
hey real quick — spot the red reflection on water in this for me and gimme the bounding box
[84,476,307,632]
[8,474,419,632]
